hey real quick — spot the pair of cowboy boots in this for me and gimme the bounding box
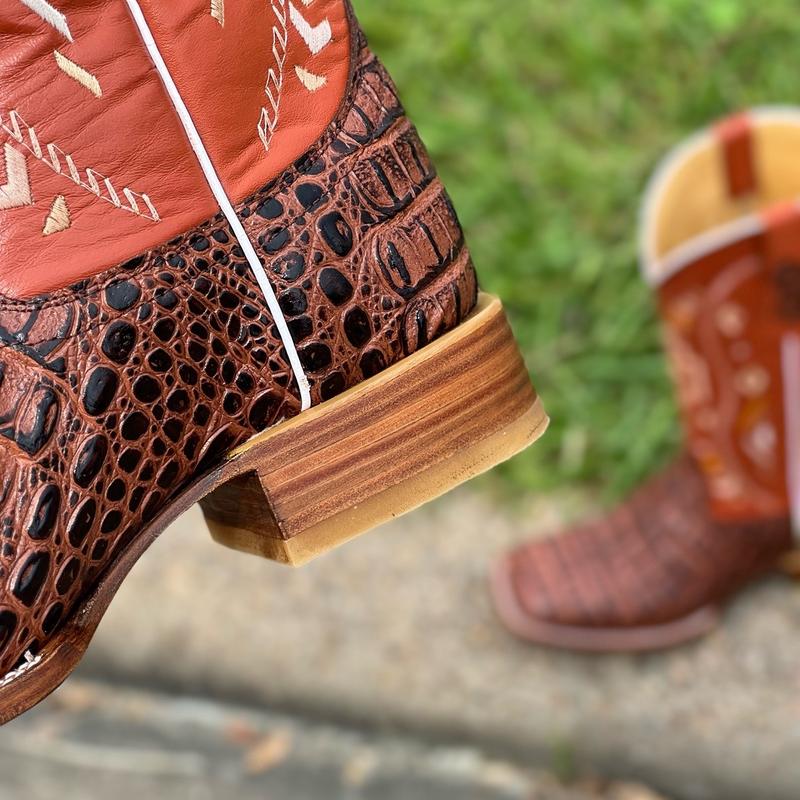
[493,110,800,652]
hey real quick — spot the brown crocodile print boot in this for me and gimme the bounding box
[492,109,800,652]
[0,0,547,720]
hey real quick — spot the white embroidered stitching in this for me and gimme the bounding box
[0,109,160,222]
[43,194,71,235]
[258,0,288,153]
[54,50,103,98]
[0,142,33,210]
[210,0,224,26]
[0,651,41,688]
[294,64,327,92]
[289,1,332,55]
[18,0,73,42]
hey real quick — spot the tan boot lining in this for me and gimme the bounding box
[641,110,800,284]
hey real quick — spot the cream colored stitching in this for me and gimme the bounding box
[0,109,159,222]
[289,1,332,55]
[42,194,71,235]
[258,0,288,153]
[0,143,33,210]
[54,50,103,98]
[295,64,327,92]
[0,651,41,688]
[210,0,224,26]
[18,0,73,42]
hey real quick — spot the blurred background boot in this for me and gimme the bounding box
[492,109,800,652]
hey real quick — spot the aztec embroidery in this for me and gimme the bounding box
[7,0,158,230]
[258,0,333,152]
[0,143,33,211]
[1,109,160,222]
[258,0,288,152]
[210,0,224,26]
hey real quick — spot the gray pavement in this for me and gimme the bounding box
[0,679,665,800]
[17,488,800,799]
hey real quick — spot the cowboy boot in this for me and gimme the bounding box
[491,109,800,652]
[0,0,547,720]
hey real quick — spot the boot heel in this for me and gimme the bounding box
[199,293,547,566]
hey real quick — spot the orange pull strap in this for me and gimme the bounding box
[715,113,757,198]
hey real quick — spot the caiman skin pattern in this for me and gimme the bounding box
[0,37,478,674]
[502,455,790,631]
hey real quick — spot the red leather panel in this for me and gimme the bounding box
[0,0,352,300]
[0,0,218,299]
[659,230,791,522]
[135,0,352,205]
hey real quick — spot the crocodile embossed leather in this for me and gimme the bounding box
[0,0,545,720]
[493,109,800,652]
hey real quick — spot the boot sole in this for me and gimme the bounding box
[490,555,721,654]
[0,292,547,722]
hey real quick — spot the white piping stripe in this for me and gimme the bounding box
[19,0,73,42]
[123,0,311,411]
[781,333,800,542]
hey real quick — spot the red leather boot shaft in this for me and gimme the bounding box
[1,0,351,297]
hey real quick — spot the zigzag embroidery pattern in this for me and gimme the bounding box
[258,0,288,153]
[0,108,160,222]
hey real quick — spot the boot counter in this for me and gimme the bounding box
[235,37,479,403]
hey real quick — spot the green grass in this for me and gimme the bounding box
[354,0,800,499]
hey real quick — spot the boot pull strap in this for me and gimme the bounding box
[715,113,757,199]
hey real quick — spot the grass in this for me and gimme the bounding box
[354,0,800,499]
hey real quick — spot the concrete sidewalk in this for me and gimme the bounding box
[0,679,665,800]
[57,489,800,800]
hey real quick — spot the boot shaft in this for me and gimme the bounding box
[642,110,800,524]
[2,0,478,407]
